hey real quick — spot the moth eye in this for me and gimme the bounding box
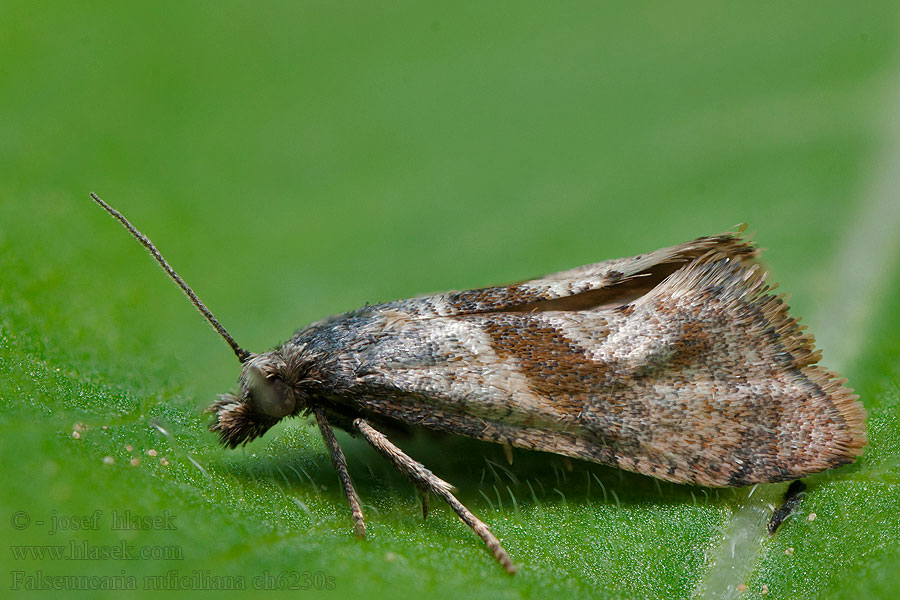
[248,369,296,418]
[258,378,296,418]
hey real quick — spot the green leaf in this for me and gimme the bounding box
[1,2,898,598]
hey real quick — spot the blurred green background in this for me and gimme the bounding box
[1,2,899,598]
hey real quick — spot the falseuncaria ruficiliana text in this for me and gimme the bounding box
[89,194,867,574]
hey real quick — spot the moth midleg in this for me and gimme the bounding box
[313,407,366,538]
[353,419,516,574]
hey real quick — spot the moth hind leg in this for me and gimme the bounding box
[767,480,807,534]
[353,418,517,574]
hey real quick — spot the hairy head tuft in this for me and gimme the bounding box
[207,393,280,448]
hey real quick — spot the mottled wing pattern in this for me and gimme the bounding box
[352,249,866,487]
[393,229,758,317]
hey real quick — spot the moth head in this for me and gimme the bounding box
[208,352,307,448]
[87,195,309,450]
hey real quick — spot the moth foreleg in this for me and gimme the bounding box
[421,491,429,521]
[313,407,366,538]
[353,418,516,574]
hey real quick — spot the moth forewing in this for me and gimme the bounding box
[89,194,866,575]
[399,230,760,317]
[620,253,866,485]
[326,251,864,489]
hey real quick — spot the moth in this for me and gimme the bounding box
[90,193,866,574]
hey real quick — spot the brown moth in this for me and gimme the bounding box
[89,193,867,574]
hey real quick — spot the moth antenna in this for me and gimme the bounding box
[89,192,251,363]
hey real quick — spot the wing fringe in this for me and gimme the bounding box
[642,252,867,462]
